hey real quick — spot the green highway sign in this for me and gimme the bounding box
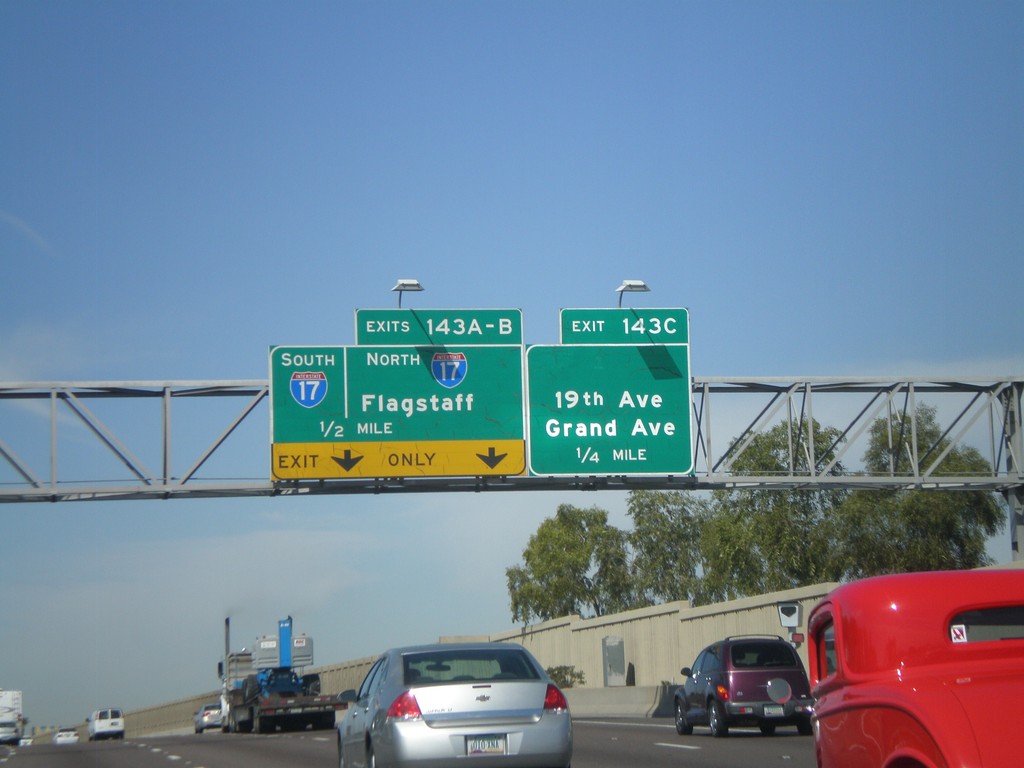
[270,344,525,479]
[270,306,692,481]
[355,308,523,346]
[526,341,693,477]
[560,308,689,345]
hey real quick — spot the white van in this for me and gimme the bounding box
[87,708,125,740]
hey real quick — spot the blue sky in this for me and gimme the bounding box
[2,0,1022,729]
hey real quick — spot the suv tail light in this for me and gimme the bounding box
[544,684,569,712]
[715,684,730,701]
[386,691,422,720]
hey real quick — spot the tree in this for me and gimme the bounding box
[627,489,705,606]
[696,420,848,602]
[506,504,634,625]
[831,404,1004,577]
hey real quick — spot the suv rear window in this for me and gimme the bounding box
[403,648,540,684]
[730,641,800,668]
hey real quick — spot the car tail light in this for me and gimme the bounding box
[544,684,569,712]
[715,684,730,701]
[386,691,422,720]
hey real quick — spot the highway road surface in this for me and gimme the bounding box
[2,719,816,768]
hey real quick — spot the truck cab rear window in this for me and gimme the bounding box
[950,605,1024,643]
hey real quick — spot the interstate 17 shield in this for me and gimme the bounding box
[290,371,328,408]
[431,352,467,389]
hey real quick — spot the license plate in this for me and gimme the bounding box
[764,705,784,717]
[467,735,506,755]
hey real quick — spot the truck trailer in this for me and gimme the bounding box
[0,690,24,746]
[220,617,342,734]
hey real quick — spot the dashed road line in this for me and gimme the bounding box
[655,742,701,750]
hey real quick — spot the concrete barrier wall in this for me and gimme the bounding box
[126,690,220,737]
[124,581,837,736]
[563,685,672,718]
[315,654,378,698]
[487,582,836,690]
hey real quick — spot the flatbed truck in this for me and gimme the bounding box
[220,617,342,733]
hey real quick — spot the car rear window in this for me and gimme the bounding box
[950,605,1024,643]
[402,648,541,685]
[730,641,799,668]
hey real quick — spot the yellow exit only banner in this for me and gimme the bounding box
[272,440,525,480]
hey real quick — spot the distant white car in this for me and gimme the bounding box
[194,703,223,733]
[53,727,79,745]
[87,708,125,741]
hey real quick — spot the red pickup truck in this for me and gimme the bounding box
[807,569,1024,768]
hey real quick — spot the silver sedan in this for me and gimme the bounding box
[337,642,572,768]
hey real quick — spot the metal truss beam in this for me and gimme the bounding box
[1,377,1020,505]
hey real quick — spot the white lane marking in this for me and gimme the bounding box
[656,742,701,750]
